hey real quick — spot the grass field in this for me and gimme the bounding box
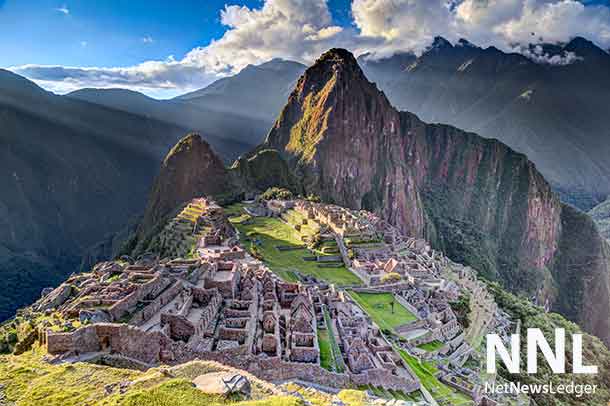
[348,291,416,332]
[317,329,334,371]
[417,340,444,352]
[226,204,361,286]
[323,307,345,373]
[397,349,473,406]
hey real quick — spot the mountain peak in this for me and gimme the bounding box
[431,36,453,50]
[564,36,607,57]
[139,133,232,237]
[316,48,359,66]
[295,47,369,96]
[456,38,478,48]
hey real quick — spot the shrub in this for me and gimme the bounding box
[261,187,294,201]
[380,272,401,283]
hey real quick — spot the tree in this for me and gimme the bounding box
[380,272,401,284]
[261,187,293,201]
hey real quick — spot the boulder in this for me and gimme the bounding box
[35,283,72,311]
[193,372,251,398]
[79,309,111,324]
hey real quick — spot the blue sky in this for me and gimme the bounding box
[0,0,260,67]
[2,0,609,98]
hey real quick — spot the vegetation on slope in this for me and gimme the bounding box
[488,282,610,406]
[0,347,301,406]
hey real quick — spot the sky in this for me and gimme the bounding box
[1,0,609,98]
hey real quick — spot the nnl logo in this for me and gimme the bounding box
[486,328,598,374]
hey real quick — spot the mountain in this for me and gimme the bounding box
[176,58,306,121]
[136,133,235,239]
[358,36,610,210]
[239,48,610,345]
[67,88,264,154]
[0,69,244,322]
[69,58,306,148]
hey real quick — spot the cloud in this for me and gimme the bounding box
[11,0,610,96]
[352,0,610,55]
[11,58,220,95]
[55,5,69,15]
[12,0,355,95]
[520,44,584,64]
[142,36,154,44]
[181,0,351,74]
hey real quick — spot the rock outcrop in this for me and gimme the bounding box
[260,48,610,345]
[138,133,234,238]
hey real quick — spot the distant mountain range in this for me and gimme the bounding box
[358,36,610,210]
[68,58,306,147]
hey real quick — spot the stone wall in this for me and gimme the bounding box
[249,358,420,393]
[131,280,183,326]
[107,276,168,321]
[47,325,100,354]
[47,323,419,394]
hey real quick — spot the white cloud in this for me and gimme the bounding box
[352,0,455,54]
[181,0,350,75]
[142,36,154,44]
[11,58,219,95]
[12,0,352,95]
[55,5,69,15]
[519,44,583,65]
[352,0,610,55]
[12,0,610,97]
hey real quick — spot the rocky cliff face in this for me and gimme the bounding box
[138,133,233,238]
[260,48,610,345]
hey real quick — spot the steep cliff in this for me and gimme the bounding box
[137,133,234,239]
[261,48,610,345]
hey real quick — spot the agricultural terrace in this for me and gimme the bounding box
[397,349,473,406]
[225,204,361,286]
[347,291,416,332]
[417,340,444,352]
[143,199,210,258]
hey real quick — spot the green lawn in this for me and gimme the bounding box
[317,330,335,371]
[348,291,416,332]
[417,340,444,352]
[226,204,361,286]
[323,307,345,373]
[397,349,473,406]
